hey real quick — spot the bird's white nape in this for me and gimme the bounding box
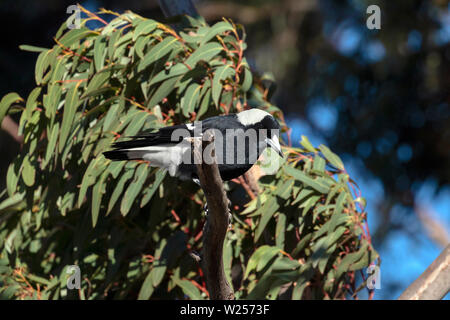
[236,109,271,126]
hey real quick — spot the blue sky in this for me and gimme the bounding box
[284,4,450,299]
[285,110,450,300]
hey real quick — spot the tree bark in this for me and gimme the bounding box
[398,244,450,300]
[193,131,234,300]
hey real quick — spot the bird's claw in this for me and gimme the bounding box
[203,203,233,228]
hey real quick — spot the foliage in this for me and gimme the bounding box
[0,6,378,300]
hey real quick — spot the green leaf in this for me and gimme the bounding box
[284,165,330,194]
[59,27,97,48]
[301,195,320,217]
[223,237,234,289]
[313,154,326,172]
[123,112,149,137]
[336,243,369,279]
[84,71,112,96]
[78,158,106,207]
[354,197,367,210]
[272,256,300,271]
[35,49,52,85]
[291,233,313,257]
[107,161,125,179]
[91,171,108,227]
[197,87,211,119]
[201,21,234,45]
[19,44,49,53]
[300,135,316,152]
[334,192,348,216]
[254,197,279,242]
[6,163,19,196]
[22,155,35,187]
[135,36,147,59]
[49,55,70,84]
[107,29,122,58]
[24,87,41,120]
[0,92,23,124]
[140,170,166,207]
[212,64,234,107]
[275,179,294,200]
[120,163,150,216]
[151,264,167,288]
[103,103,121,132]
[138,270,155,300]
[59,84,80,153]
[94,35,107,72]
[181,83,201,117]
[175,279,203,300]
[149,63,189,86]
[241,66,253,92]
[185,42,223,68]
[310,237,330,273]
[319,144,345,170]
[44,84,62,120]
[256,246,280,272]
[292,266,315,299]
[133,19,158,41]
[107,167,134,214]
[43,122,60,168]
[138,36,179,72]
[146,75,181,108]
[245,245,272,278]
[275,213,286,249]
[292,187,314,205]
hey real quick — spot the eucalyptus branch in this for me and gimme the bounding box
[398,244,450,300]
[1,115,23,144]
[193,131,234,300]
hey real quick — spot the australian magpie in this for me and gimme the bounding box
[103,108,283,182]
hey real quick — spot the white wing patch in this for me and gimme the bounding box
[124,142,190,177]
[236,109,271,126]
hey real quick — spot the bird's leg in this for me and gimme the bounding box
[189,250,202,264]
[203,201,231,226]
[227,200,232,228]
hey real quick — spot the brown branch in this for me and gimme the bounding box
[193,131,234,300]
[1,115,23,144]
[415,205,450,248]
[398,244,450,300]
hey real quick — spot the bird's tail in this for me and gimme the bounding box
[103,149,134,161]
[103,138,157,161]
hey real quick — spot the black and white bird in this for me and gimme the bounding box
[103,108,283,182]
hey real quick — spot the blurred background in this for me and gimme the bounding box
[0,0,449,299]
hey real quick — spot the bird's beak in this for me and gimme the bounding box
[265,135,284,158]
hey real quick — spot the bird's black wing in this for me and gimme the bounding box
[111,123,193,149]
[200,114,243,132]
